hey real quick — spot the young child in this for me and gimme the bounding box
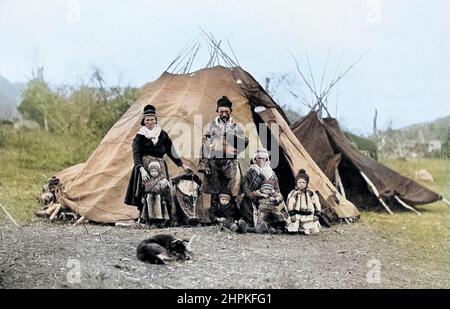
[142,161,172,227]
[253,183,286,234]
[209,193,247,234]
[286,169,322,235]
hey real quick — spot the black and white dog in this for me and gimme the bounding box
[136,234,194,264]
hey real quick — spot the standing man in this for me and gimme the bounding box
[199,96,249,216]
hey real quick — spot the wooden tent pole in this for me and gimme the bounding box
[359,171,393,215]
[378,198,394,215]
[394,195,421,216]
[335,169,346,199]
[0,202,19,228]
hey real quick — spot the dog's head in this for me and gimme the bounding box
[169,239,191,261]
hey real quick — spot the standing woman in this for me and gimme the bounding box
[124,104,191,226]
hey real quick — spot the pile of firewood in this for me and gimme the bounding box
[35,177,87,225]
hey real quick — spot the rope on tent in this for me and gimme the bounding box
[394,195,421,216]
[0,202,19,228]
[359,171,393,215]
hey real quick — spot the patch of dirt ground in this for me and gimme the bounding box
[0,221,448,289]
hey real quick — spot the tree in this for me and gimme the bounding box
[18,79,61,131]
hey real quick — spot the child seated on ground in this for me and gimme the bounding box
[209,194,247,234]
[252,183,286,234]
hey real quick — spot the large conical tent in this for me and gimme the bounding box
[54,36,360,223]
[291,111,443,213]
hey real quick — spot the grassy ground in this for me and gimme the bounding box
[361,158,449,287]
[0,124,100,224]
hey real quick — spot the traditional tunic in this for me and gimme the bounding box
[286,189,322,234]
[201,117,248,196]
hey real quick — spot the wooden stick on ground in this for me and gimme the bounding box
[185,234,197,252]
[0,202,19,228]
[360,171,393,215]
[394,195,421,216]
[49,203,62,221]
[441,198,450,207]
[44,203,57,215]
[74,216,86,226]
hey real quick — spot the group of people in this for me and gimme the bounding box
[124,96,323,235]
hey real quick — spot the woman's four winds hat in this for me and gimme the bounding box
[141,104,156,125]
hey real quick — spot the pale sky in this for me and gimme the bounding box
[1,0,449,135]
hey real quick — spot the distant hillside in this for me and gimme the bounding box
[0,75,25,120]
[395,116,450,142]
[376,115,450,159]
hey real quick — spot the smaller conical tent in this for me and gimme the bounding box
[291,111,443,213]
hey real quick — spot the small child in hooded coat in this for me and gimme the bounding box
[142,161,172,225]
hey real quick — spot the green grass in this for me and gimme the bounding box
[361,158,449,284]
[0,124,100,224]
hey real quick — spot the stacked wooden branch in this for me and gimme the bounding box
[35,177,85,224]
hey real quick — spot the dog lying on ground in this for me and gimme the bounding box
[136,234,194,264]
